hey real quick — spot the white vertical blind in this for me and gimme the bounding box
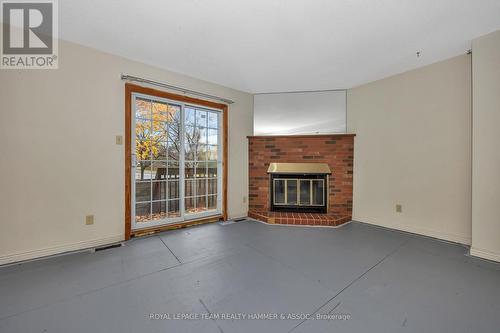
[253,90,346,135]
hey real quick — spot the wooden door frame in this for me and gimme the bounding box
[125,83,228,240]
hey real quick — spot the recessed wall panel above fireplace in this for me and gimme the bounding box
[254,91,346,135]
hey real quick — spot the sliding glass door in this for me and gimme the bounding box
[131,93,222,230]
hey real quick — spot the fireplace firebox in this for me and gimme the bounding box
[267,163,330,213]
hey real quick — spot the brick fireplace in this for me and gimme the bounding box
[247,134,355,226]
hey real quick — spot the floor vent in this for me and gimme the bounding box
[94,243,123,252]
[219,218,247,226]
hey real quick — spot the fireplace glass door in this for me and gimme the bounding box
[273,178,325,207]
[311,180,324,206]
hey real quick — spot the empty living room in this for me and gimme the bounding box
[2,1,500,332]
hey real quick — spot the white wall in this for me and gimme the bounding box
[0,40,253,264]
[347,54,472,244]
[471,30,500,262]
[254,91,346,135]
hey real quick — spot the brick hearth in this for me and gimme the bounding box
[247,134,355,226]
[248,211,352,226]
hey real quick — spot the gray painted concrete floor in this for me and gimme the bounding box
[1,220,499,333]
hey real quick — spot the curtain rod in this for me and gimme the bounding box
[121,74,234,105]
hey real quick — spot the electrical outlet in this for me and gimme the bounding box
[85,215,94,225]
[115,135,123,145]
[243,196,247,203]
[395,204,402,213]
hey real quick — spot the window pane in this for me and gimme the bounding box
[168,121,180,143]
[196,144,207,161]
[152,101,168,115]
[207,129,218,145]
[185,197,195,214]
[151,161,168,180]
[135,202,151,222]
[135,98,151,119]
[135,161,151,181]
[135,181,151,202]
[300,180,311,205]
[208,112,218,128]
[196,109,208,128]
[195,162,207,178]
[199,128,208,144]
[185,107,195,127]
[185,179,195,197]
[154,112,170,125]
[168,105,181,123]
[184,143,196,161]
[135,120,151,159]
[208,178,217,195]
[152,181,167,201]
[208,161,217,177]
[208,195,217,210]
[207,145,218,161]
[286,180,297,205]
[168,181,179,199]
[185,126,202,151]
[196,195,207,212]
[153,102,180,122]
[151,118,168,141]
[152,201,168,220]
[185,161,195,179]
[167,140,180,161]
[274,179,285,204]
[153,141,168,160]
[191,127,202,145]
[312,180,324,206]
[185,125,195,138]
[170,106,181,123]
[141,163,154,180]
[196,179,207,196]
[167,162,179,180]
[168,200,180,218]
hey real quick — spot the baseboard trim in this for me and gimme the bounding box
[353,218,471,245]
[470,247,500,263]
[0,235,124,266]
[228,212,248,220]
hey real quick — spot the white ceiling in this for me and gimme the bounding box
[60,0,500,93]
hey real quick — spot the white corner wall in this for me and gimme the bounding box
[347,54,472,244]
[0,40,253,265]
[471,30,500,262]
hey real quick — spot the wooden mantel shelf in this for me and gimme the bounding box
[247,133,356,139]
